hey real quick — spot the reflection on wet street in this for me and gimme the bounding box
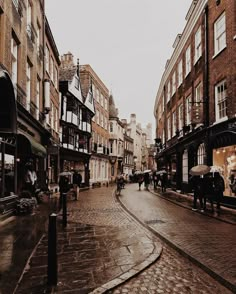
[0,198,57,294]
[14,187,161,293]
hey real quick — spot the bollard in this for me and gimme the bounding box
[47,213,57,286]
[62,192,67,227]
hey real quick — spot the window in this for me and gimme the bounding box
[26,61,31,111]
[36,77,40,120]
[214,12,226,55]
[185,95,192,125]
[182,149,188,182]
[50,56,54,80]
[194,26,202,62]
[178,104,183,130]
[178,59,183,86]
[197,143,206,165]
[11,36,18,88]
[45,46,49,73]
[185,45,191,76]
[104,98,107,110]
[36,22,40,51]
[172,72,176,96]
[195,83,202,103]
[26,0,32,39]
[215,80,227,121]
[172,111,176,135]
[110,122,113,132]
[167,81,171,102]
[167,117,171,140]
[110,141,113,153]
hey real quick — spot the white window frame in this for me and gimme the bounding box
[167,116,171,140]
[178,59,183,86]
[167,81,171,102]
[26,61,31,111]
[215,79,227,122]
[172,111,176,136]
[11,37,18,88]
[178,104,183,130]
[195,83,202,103]
[185,95,191,126]
[197,143,206,165]
[194,26,202,63]
[185,45,191,76]
[214,12,226,56]
[182,149,188,183]
[172,71,176,96]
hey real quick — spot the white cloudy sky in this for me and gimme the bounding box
[45,0,192,138]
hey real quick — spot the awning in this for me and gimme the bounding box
[210,131,236,149]
[18,133,47,157]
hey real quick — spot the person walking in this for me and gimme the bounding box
[72,170,82,200]
[24,162,37,197]
[59,175,70,210]
[190,175,204,212]
[144,172,150,191]
[160,172,167,193]
[212,172,225,210]
[138,174,144,191]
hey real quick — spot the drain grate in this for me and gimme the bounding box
[145,219,165,224]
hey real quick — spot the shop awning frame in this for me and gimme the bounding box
[18,133,47,157]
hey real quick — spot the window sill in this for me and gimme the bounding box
[212,46,227,59]
[213,116,228,125]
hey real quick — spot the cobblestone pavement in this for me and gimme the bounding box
[14,186,161,294]
[115,183,236,294]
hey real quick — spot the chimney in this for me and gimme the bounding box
[61,52,74,69]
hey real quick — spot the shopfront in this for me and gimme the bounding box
[0,68,18,213]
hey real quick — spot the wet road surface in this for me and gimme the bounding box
[115,183,236,293]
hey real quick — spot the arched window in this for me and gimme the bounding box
[110,122,113,132]
[197,143,206,165]
[182,149,188,182]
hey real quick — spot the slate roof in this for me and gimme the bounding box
[59,66,77,82]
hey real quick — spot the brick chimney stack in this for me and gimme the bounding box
[60,52,75,69]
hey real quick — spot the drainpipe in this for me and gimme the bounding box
[204,4,211,166]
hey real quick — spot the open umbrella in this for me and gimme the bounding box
[210,165,223,174]
[156,170,167,175]
[143,169,152,173]
[134,171,142,175]
[189,164,210,176]
[59,171,73,177]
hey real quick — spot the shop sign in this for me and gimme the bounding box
[191,103,203,124]
[97,146,103,154]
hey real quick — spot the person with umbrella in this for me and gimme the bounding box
[189,165,210,212]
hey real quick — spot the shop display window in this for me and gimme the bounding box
[213,145,236,197]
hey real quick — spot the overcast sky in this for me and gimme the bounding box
[45,0,192,138]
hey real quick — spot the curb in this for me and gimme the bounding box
[118,187,236,293]
[88,188,163,294]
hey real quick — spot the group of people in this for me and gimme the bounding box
[190,172,225,212]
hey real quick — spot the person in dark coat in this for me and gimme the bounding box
[160,172,167,192]
[144,172,150,191]
[190,175,204,211]
[138,174,144,191]
[59,175,70,210]
[72,170,82,200]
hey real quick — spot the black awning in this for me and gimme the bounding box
[18,133,46,157]
[210,131,236,149]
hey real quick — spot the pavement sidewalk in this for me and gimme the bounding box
[13,186,162,294]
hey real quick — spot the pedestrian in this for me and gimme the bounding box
[190,175,204,212]
[138,174,144,191]
[24,162,37,197]
[72,170,82,200]
[160,172,167,192]
[59,174,70,210]
[212,172,225,210]
[144,172,150,191]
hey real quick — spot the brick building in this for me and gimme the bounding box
[80,64,109,186]
[154,0,236,206]
[0,0,60,213]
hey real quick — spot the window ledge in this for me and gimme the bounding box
[212,46,227,59]
[213,116,228,125]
